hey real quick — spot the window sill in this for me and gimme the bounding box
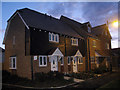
[9,68,17,69]
[49,40,59,43]
[78,63,83,64]
[39,65,47,67]
[72,44,78,46]
[61,64,64,66]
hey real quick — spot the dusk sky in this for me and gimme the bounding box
[0,1,118,49]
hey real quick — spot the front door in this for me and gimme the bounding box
[73,58,77,73]
[51,56,58,71]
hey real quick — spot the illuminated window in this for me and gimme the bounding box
[93,40,96,47]
[71,38,78,46]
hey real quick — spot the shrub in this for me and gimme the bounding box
[34,71,64,82]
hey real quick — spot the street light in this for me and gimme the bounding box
[112,21,118,27]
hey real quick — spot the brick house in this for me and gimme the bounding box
[60,16,112,71]
[3,8,112,80]
[3,8,86,79]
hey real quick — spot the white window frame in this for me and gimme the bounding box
[49,32,59,43]
[78,57,83,64]
[67,56,71,65]
[9,57,17,69]
[39,55,47,67]
[71,38,78,46]
[93,40,96,47]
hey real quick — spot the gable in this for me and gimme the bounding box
[50,48,63,56]
[74,50,83,57]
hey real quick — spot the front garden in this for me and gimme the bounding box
[2,66,111,88]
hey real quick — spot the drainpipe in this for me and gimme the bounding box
[88,38,91,71]
[31,56,34,80]
[64,36,67,56]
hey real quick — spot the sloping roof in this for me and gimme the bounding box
[92,24,112,39]
[17,8,83,39]
[60,15,97,39]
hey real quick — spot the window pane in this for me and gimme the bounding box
[13,58,15,68]
[52,34,54,41]
[49,33,51,40]
[55,35,57,42]
[40,57,42,65]
[68,57,70,64]
[43,57,46,65]
[53,60,55,64]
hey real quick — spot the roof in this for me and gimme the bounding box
[60,15,97,39]
[0,47,5,52]
[92,24,112,39]
[111,48,120,56]
[17,8,83,39]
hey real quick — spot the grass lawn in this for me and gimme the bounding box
[97,79,120,89]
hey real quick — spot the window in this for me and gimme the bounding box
[39,56,47,67]
[106,43,109,49]
[71,38,78,46]
[49,32,59,43]
[78,57,83,64]
[88,26,91,33]
[68,56,71,65]
[10,57,16,69]
[60,57,64,65]
[93,40,96,47]
[13,36,15,45]
[91,56,95,63]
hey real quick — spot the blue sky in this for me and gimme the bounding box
[0,2,118,49]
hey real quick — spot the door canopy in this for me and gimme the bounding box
[95,51,101,57]
[51,48,63,57]
[74,50,83,57]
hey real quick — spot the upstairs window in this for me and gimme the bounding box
[93,40,96,47]
[49,32,59,43]
[10,57,16,69]
[71,38,78,46]
[39,56,47,67]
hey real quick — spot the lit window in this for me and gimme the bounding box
[49,32,59,43]
[78,57,83,64]
[10,57,16,69]
[71,38,78,46]
[93,40,96,47]
[68,56,71,65]
[91,56,95,63]
[39,56,47,67]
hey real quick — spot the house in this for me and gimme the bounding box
[3,8,112,80]
[60,16,112,70]
[3,8,86,80]
[111,48,120,71]
[0,47,5,70]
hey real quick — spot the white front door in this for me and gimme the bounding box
[51,56,58,71]
[73,58,77,73]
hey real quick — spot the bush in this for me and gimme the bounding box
[93,66,108,74]
[2,70,30,84]
[34,71,64,82]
